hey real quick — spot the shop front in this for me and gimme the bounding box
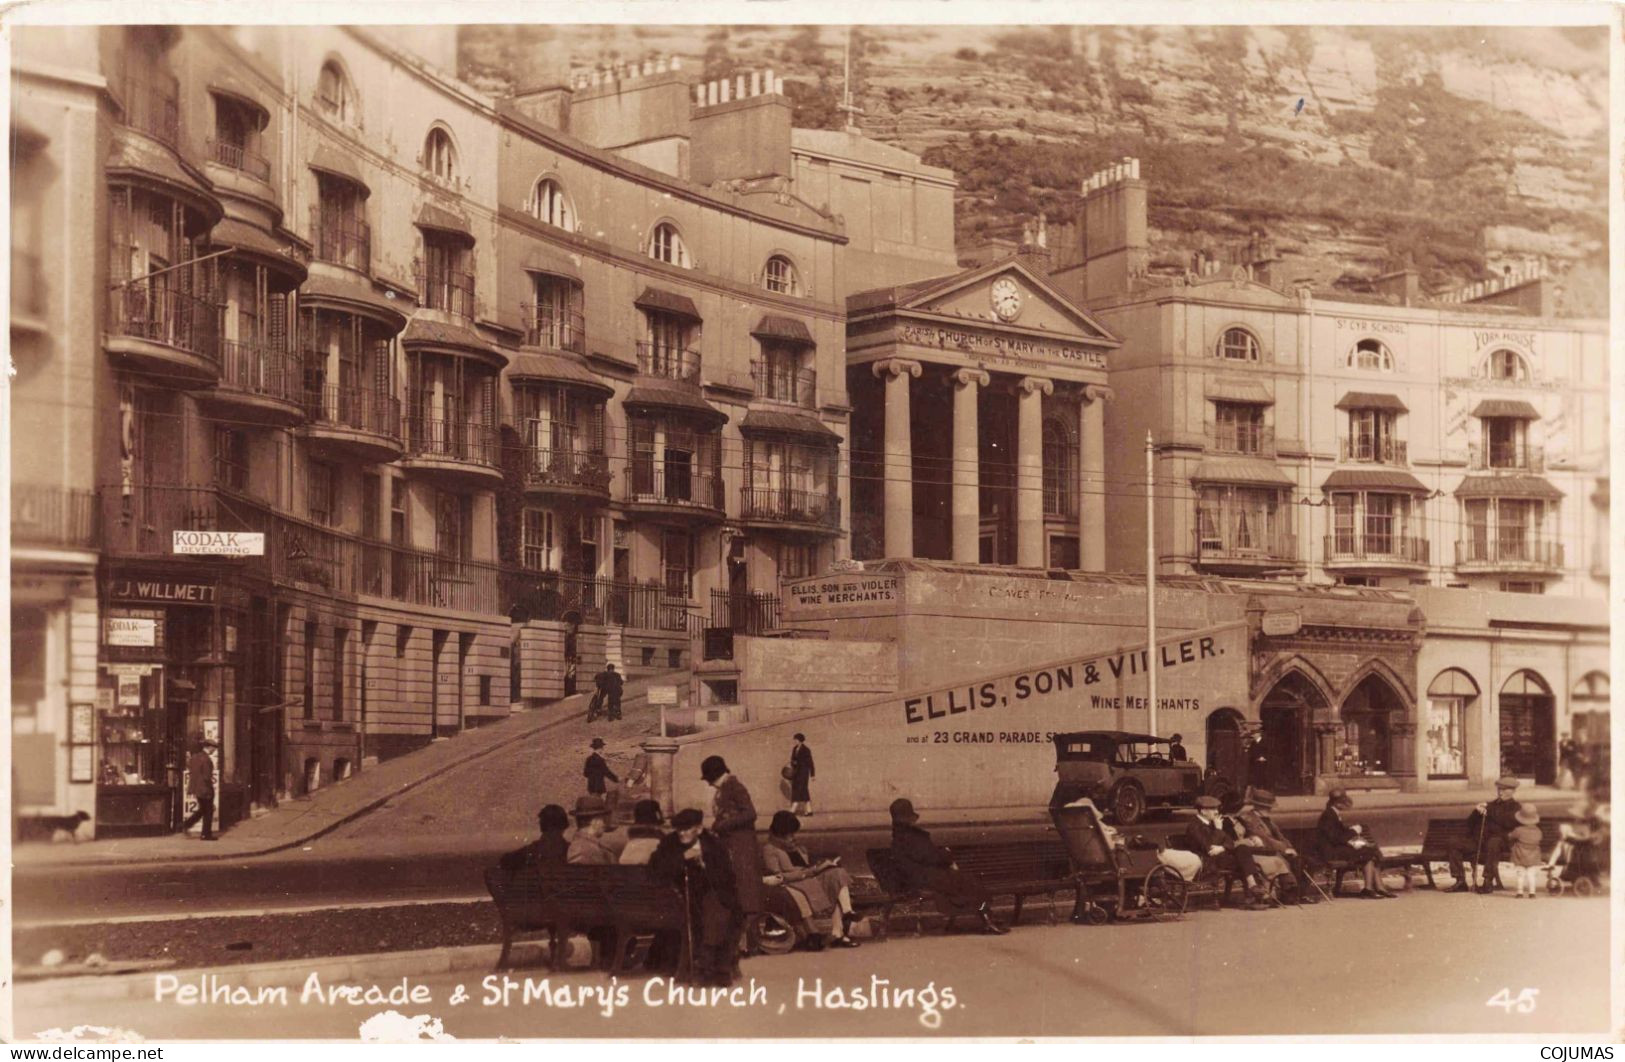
[97,566,259,836]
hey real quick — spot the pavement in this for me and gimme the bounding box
[12,670,687,869]
[11,890,1613,1040]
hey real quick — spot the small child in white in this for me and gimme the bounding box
[1508,803,1544,898]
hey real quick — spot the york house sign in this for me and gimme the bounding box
[898,324,1107,369]
[172,530,265,556]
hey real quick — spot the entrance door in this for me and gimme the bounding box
[1257,671,1327,796]
[1205,708,1246,786]
[1500,670,1556,784]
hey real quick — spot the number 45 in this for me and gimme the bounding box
[1486,987,1539,1013]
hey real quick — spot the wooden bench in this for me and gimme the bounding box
[863,840,1079,937]
[484,864,690,975]
[1284,815,1575,893]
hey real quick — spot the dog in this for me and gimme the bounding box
[19,810,90,843]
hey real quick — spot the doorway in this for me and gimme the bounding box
[1257,671,1326,795]
[1205,708,1246,787]
[1500,670,1556,784]
[1340,673,1405,774]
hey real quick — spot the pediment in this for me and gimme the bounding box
[897,259,1116,344]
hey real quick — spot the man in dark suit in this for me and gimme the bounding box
[1233,787,1318,902]
[583,737,618,796]
[1168,734,1189,762]
[179,736,218,841]
[648,808,741,987]
[1185,794,1267,905]
[1448,776,1522,893]
[888,798,1007,934]
[595,664,625,721]
[788,733,815,816]
[702,755,766,955]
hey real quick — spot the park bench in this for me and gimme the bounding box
[1283,814,1574,894]
[863,839,1078,937]
[483,864,690,975]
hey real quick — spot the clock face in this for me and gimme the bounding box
[991,277,1023,321]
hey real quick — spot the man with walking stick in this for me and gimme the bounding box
[1447,776,1523,893]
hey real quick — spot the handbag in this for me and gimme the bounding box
[781,764,796,781]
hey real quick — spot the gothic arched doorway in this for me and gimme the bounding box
[1205,707,1247,789]
[1500,670,1556,784]
[1258,671,1326,795]
[1338,673,1406,776]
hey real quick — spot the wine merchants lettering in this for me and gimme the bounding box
[788,576,898,607]
[902,636,1220,725]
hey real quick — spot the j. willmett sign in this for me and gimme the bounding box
[109,579,217,604]
[899,324,1106,368]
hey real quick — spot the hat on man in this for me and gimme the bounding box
[631,799,665,827]
[699,755,729,783]
[1194,795,1221,811]
[671,808,704,830]
[1327,787,1354,811]
[1495,775,1520,791]
[590,737,606,749]
[573,794,608,823]
[793,733,806,742]
[1243,787,1277,809]
[538,804,570,833]
[889,797,920,825]
[1515,803,1540,827]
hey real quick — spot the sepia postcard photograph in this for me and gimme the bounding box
[3,2,1618,1044]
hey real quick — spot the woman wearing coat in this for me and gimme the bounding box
[1315,788,1396,898]
[788,734,815,816]
[702,755,767,955]
[761,811,859,948]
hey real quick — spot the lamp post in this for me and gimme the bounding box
[1146,431,1157,739]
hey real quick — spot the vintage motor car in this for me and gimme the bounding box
[1049,730,1218,825]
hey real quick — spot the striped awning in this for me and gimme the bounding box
[1190,457,1294,487]
[624,383,727,426]
[1320,469,1430,493]
[299,272,405,328]
[1204,377,1273,404]
[1472,398,1541,420]
[506,352,611,394]
[634,287,701,321]
[750,315,815,344]
[1334,391,1409,413]
[210,218,307,285]
[1454,475,1564,500]
[740,409,838,441]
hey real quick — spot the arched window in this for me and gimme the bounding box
[1215,327,1259,361]
[424,127,457,182]
[316,61,358,126]
[764,255,799,295]
[1499,669,1554,781]
[1042,417,1075,517]
[1347,338,1394,371]
[1488,347,1529,382]
[1570,671,1610,753]
[648,222,689,268]
[530,177,573,230]
[1425,668,1478,779]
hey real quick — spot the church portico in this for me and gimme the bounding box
[846,259,1119,569]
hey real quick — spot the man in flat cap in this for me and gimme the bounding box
[1448,775,1523,893]
[1186,794,1269,906]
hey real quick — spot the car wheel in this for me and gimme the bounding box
[1111,782,1146,826]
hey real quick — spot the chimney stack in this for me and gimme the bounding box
[1079,156,1148,301]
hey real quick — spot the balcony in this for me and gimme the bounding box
[207,341,304,425]
[1338,437,1408,465]
[636,342,702,386]
[739,487,841,534]
[101,485,502,614]
[1323,533,1430,570]
[750,361,816,408]
[1455,537,1564,575]
[1192,526,1300,573]
[12,485,97,553]
[624,463,724,521]
[522,446,611,499]
[119,73,180,149]
[300,384,403,463]
[521,303,586,354]
[1210,424,1275,459]
[207,138,272,183]
[309,206,371,273]
[500,570,693,632]
[401,417,503,486]
[105,282,224,386]
[1468,443,1545,473]
[416,265,475,322]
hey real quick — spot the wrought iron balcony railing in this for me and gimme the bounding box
[523,446,611,492]
[636,342,702,384]
[208,138,272,182]
[1455,537,1563,570]
[1467,443,1546,472]
[750,360,817,408]
[521,303,586,354]
[625,463,723,511]
[1338,436,1408,465]
[739,486,840,528]
[1210,424,1275,458]
[1192,526,1298,565]
[1323,533,1430,565]
[302,383,401,439]
[12,484,97,549]
[219,341,302,405]
[405,417,500,468]
[309,205,371,272]
[120,73,180,148]
[415,264,475,321]
[107,283,224,361]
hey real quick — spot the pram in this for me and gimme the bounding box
[1544,821,1607,896]
[1051,799,1191,923]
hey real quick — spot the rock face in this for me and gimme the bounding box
[461,24,1607,312]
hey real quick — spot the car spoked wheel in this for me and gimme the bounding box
[1142,865,1188,920]
[1111,782,1146,826]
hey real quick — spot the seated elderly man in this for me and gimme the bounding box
[566,794,617,865]
[1184,794,1269,906]
[1231,787,1320,903]
[889,798,1007,934]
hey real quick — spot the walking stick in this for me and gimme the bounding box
[1473,808,1489,893]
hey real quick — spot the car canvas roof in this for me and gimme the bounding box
[1053,730,1167,744]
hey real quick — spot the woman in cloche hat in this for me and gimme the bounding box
[1315,788,1395,898]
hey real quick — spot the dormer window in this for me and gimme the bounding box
[649,222,690,268]
[316,61,358,127]
[1488,347,1529,382]
[424,127,457,183]
[1348,338,1394,371]
[530,177,573,230]
[1216,327,1259,361]
[764,255,799,295]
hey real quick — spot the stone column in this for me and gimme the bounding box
[873,358,922,558]
[950,368,989,563]
[1016,376,1054,567]
[1389,720,1418,780]
[1079,384,1112,572]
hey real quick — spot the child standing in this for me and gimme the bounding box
[1509,803,1544,898]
